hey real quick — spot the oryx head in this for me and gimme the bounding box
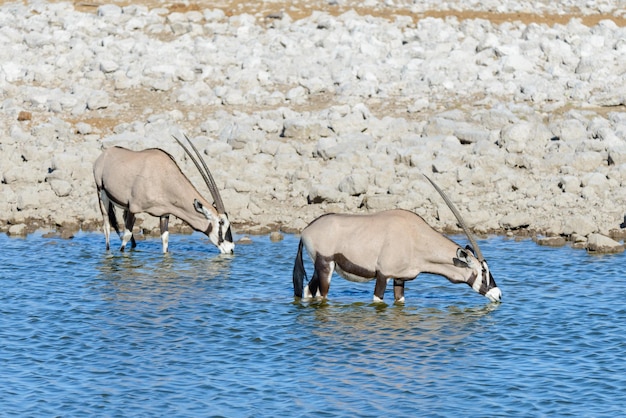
[454,245,501,302]
[194,199,235,254]
[175,134,235,255]
[425,175,501,303]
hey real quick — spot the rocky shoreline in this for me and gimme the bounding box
[1,0,626,252]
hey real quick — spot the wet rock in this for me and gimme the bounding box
[269,231,284,242]
[8,223,27,236]
[586,234,624,254]
[237,236,253,245]
[537,236,567,247]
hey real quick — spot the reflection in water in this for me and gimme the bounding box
[289,299,502,413]
[303,300,497,356]
[94,248,233,307]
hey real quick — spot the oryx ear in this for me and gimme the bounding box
[465,244,477,257]
[453,247,474,268]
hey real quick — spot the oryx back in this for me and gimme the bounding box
[302,210,451,281]
[95,147,205,217]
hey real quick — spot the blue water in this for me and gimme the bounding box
[1,231,625,416]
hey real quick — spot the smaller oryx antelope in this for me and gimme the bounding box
[93,134,234,254]
[292,175,501,303]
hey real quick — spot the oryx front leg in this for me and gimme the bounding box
[160,215,170,253]
[120,211,136,252]
[393,279,405,304]
[304,255,334,299]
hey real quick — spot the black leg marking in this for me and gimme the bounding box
[374,277,387,300]
[316,255,333,297]
[393,279,405,302]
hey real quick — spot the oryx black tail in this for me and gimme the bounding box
[293,239,307,298]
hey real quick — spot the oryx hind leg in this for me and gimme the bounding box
[120,210,136,251]
[304,255,334,299]
[373,276,388,302]
[97,190,113,250]
[160,215,170,253]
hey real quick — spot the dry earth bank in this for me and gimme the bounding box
[1,0,626,253]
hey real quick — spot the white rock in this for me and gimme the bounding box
[8,223,27,236]
[86,90,110,110]
[562,215,597,236]
[499,213,530,230]
[586,233,624,253]
[338,174,368,196]
[308,184,345,204]
[97,4,122,17]
[49,179,72,197]
[581,172,609,192]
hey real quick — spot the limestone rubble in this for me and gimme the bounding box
[1,0,626,252]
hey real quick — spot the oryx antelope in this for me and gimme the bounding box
[92,135,234,254]
[292,175,501,303]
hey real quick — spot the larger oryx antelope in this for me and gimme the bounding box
[292,175,501,303]
[93,135,234,254]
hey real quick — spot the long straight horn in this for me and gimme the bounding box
[172,134,227,214]
[424,174,484,262]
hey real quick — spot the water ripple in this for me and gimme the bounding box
[1,233,625,416]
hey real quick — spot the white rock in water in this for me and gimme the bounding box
[8,223,28,236]
[586,234,624,254]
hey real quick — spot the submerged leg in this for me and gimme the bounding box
[160,215,170,253]
[97,191,112,250]
[304,255,334,299]
[120,211,136,252]
[393,279,405,303]
[125,210,137,248]
[373,276,388,302]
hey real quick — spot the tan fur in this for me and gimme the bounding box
[93,146,233,253]
[94,147,213,230]
[295,209,500,302]
[303,210,473,282]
